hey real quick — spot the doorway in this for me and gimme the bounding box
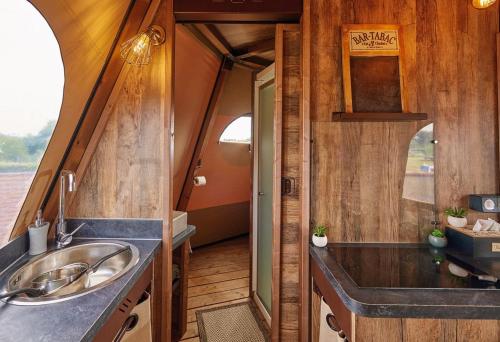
[172,23,277,341]
[252,64,275,322]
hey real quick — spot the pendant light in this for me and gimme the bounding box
[120,25,165,66]
[472,0,496,9]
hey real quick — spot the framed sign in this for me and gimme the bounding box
[342,24,408,113]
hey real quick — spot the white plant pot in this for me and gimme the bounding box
[312,235,328,247]
[447,216,467,228]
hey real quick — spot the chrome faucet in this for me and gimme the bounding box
[56,170,77,248]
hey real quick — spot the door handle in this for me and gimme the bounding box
[258,192,265,196]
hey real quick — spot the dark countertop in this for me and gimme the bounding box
[0,219,196,342]
[311,243,500,319]
[0,239,160,342]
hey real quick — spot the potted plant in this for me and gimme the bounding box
[312,225,328,247]
[444,207,468,228]
[428,228,448,248]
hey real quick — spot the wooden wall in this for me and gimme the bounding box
[354,316,499,342]
[309,0,499,243]
[70,7,166,219]
[278,24,302,341]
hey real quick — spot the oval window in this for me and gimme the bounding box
[0,0,64,244]
[219,116,252,144]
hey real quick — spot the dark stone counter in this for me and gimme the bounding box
[311,243,500,319]
[0,218,195,341]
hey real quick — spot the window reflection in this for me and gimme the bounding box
[402,124,434,204]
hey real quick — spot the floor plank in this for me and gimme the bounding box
[188,270,250,287]
[188,263,249,279]
[188,287,249,309]
[186,298,251,323]
[180,337,200,342]
[188,278,250,297]
[180,322,198,340]
[181,236,250,341]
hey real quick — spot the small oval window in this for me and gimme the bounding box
[219,116,252,144]
[0,0,64,244]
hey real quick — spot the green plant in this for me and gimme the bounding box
[444,207,467,218]
[433,256,444,264]
[313,225,327,237]
[430,229,445,238]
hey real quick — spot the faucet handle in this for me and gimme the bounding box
[57,222,86,248]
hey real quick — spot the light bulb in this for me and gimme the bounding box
[472,0,496,9]
[120,25,165,66]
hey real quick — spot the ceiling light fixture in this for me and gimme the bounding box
[472,0,496,9]
[120,25,165,66]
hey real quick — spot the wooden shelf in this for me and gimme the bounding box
[331,112,428,122]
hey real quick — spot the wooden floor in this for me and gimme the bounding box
[180,236,251,342]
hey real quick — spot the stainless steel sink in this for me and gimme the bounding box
[1,241,140,305]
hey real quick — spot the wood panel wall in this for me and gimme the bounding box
[70,5,166,219]
[309,0,499,243]
[278,24,302,341]
[354,316,500,342]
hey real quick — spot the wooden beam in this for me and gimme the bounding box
[176,57,234,211]
[234,38,275,59]
[163,0,175,341]
[497,33,500,193]
[183,24,223,58]
[173,0,302,23]
[241,56,273,67]
[188,24,271,70]
[193,23,233,55]
[300,2,311,341]
[205,24,234,53]
[272,25,283,342]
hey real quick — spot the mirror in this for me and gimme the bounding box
[401,123,436,240]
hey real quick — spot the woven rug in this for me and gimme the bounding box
[196,302,270,342]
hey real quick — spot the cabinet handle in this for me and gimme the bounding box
[113,314,138,342]
[326,313,341,332]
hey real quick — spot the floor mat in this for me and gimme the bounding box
[196,302,270,342]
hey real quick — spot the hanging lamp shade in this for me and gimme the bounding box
[120,25,165,66]
[472,0,496,8]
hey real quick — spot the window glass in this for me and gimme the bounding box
[0,0,64,244]
[219,116,252,144]
[402,124,435,204]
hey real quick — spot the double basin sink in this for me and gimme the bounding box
[1,241,139,305]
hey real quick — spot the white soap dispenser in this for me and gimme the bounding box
[28,209,50,255]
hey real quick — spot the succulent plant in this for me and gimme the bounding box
[313,225,327,237]
[444,207,467,218]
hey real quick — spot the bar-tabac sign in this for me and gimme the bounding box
[349,28,399,52]
[341,24,408,113]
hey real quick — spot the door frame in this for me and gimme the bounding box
[252,63,277,326]
[168,7,309,342]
